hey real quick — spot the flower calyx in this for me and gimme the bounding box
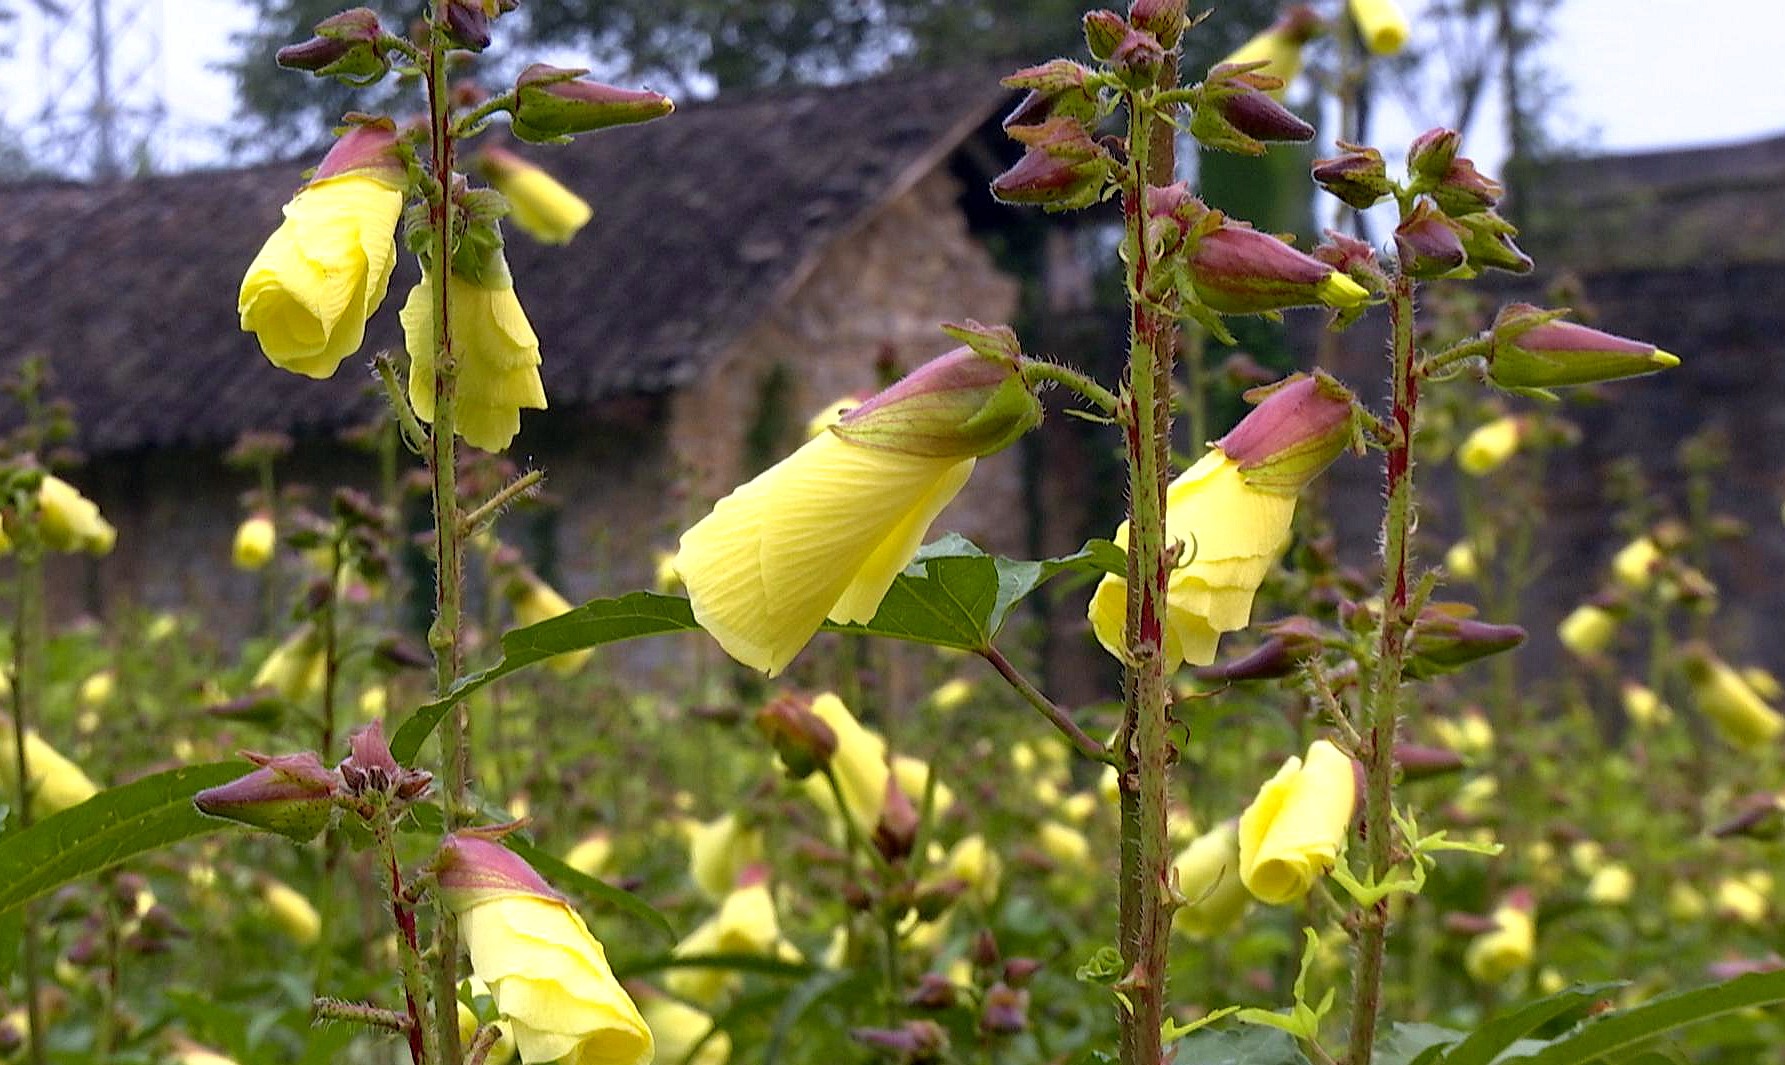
[511,64,674,144]
[277,8,391,87]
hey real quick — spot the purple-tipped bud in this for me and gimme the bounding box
[999,61,1097,130]
[873,777,920,863]
[1129,0,1188,47]
[992,118,1110,210]
[1216,373,1358,493]
[832,343,1042,459]
[1444,911,1502,936]
[435,833,561,912]
[1456,211,1532,274]
[1708,956,1785,981]
[1433,157,1505,216]
[980,983,1031,1035]
[851,1021,949,1062]
[1312,229,1384,286]
[193,752,340,843]
[441,0,514,51]
[1082,10,1129,60]
[1109,26,1166,87]
[339,720,433,800]
[1187,220,1371,314]
[1407,128,1462,184]
[1711,794,1785,840]
[1312,142,1393,210]
[906,973,958,1010]
[912,877,968,921]
[311,120,403,185]
[1193,616,1325,681]
[1003,957,1044,986]
[1394,197,1469,279]
[1192,65,1314,156]
[374,634,432,670]
[1487,303,1680,389]
[756,691,838,779]
[1393,743,1467,781]
[276,8,388,86]
[1404,605,1526,679]
[511,64,674,143]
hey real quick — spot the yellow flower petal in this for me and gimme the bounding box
[1238,739,1356,904]
[403,272,548,453]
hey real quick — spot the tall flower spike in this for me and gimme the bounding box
[436,834,654,1065]
[1089,374,1356,668]
[674,339,1042,675]
[401,254,549,454]
[1237,739,1358,904]
[476,146,593,245]
[239,121,404,378]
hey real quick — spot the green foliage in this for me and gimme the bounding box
[1502,971,1785,1065]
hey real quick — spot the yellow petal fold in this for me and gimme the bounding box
[403,272,549,454]
[1238,739,1356,904]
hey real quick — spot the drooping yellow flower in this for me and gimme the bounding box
[252,624,328,704]
[799,692,891,838]
[1684,649,1785,752]
[1611,536,1662,590]
[38,474,115,555]
[686,812,764,901]
[1620,682,1673,728]
[1464,898,1536,985]
[261,879,322,945]
[674,344,1041,676]
[1745,667,1784,703]
[1037,821,1092,868]
[1585,863,1634,906]
[1348,0,1410,55]
[1557,604,1617,658]
[1457,416,1521,476]
[1090,375,1354,670]
[402,267,548,454]
[239,124,403,378]
[503,569,591,675]
[942,834,1002,908]
[1445,540,1479,581]
[438,834,653,1065]
[1219,7,1323,94]
[1666,882,1706,922]
[1238,739,1357,904]
[477,146,594,245]
[1171,820,1252,938]
[0,716,99,818]
[893,754,955,816]
[666,881,801,1005]
[1716,874,1770,926]
[638,996,731,1065]
[232,514,276,571]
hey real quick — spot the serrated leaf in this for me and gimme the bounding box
[1499,970,1785,1065]
[0,763,243,916]
[1440,983,1621,1065]
[1167,1026,1313,1064]
[391,538,1120,764]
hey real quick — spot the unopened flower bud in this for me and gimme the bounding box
[831,346,1042,459]
[1129,0,1188,47]
[1711,793,1785,840]
[1193,615,1324,682]
[873,776,921,863]
[276,8,388,85]
[757,691,838,779]
[193,752,340,842]
[511,64,674,143]
[1432,156,1505,216]
[1404,604,1525,679]
[1109,26,1166,87]
[339,720,432,800]
[1188,220,1372,314]
[851,1020,948,1062]
[912,877,968,921]
[1456,210,1533,274]
[1393,743,1466,780]
[999,60,1097,130]
[442,0,515,51]
[980,983,1030,1035]
[906,972,958,1010]
[1486,303,1679,389]
[1395,197,1468,279]
[1216,373,1358,495]
[1312,143,1392,209]
[1349,0,1410,55]
[1457,415,1523,476]
[1192,65,1315,155]
[1081,10,1128,61]
[991,118,1110,210]
[1682,645,1785,752]
[1407,128,1461,183]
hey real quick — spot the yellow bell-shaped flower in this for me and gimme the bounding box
[1611,536,1662,590]
[38,474,115,555]
[686,812,764,901]
[403,266,548,454]
[674,344,1041,675]
[1683,648,1785,752]
[239,123,404,378]
[666,881,800,1005]
[504,569,592,675]
[1557,603,1617,658]
[261,878,322,945]
[438,834,654,1065]
[478,146,594,245]
[1090,374,1354,669]
[564,831,613,879]
[1171,820,1252,937]
[0,717,99,818]
[1238,739,1357,904]
[1348,0,1410,55]
[1457,416,1521,476]
[799,692,891,838]
[252,624,328,704]
[233,514,276,571]
[1465,897,1536,985]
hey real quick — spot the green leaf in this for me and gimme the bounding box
[391,538,1121,764]
[1500,970,1785,1065]
[1375,1023,1464,1065]
[1440,983,1621,1065]
[0,763,244,916]
[503,837,677,944]
[1166,1026,1312,1065]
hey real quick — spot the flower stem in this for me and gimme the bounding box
[376,809,436,1065]
[1115,69,1178,1065]
[1347,272,1420,1065]
[423,7,467,1063]
[9,509,48,1065]
[979,646,1114,765]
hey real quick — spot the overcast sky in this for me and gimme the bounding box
[3,0,1781,175]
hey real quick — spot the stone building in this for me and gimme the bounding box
[0,68,1042,638]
